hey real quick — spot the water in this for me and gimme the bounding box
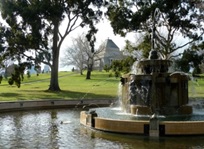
[1,108,204,148]
[92,106,204,121]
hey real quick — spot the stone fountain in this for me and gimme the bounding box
[120,50,192,116]
[80,19,204,134]
[119,50,193,136]
[80,7,204,136]
[80,51,204,136]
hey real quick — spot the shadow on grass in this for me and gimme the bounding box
[44,90,115,99]
[0,93,21,97]
[5,89,116,100]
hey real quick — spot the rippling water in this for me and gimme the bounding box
[1,108,204,148]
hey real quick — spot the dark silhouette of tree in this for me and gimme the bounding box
[0,0,106,91]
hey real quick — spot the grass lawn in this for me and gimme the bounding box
[0,71,120,101]
[189,77,204,99]
[0,71,203,101]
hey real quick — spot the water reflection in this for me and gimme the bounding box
[0,109,204,148]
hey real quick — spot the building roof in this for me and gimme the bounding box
[95,38,123,61]
[105,39,119,49]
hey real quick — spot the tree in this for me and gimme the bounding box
[124,35,151,59]
[175,48,204,73]
[0,0,106,91]
[106,0,204,59]
[61,36,87,75]
[85,40,105,79]
[110,56,135,77]
[61,34,105,79]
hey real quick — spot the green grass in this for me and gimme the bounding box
[0,71,204,101]
[189,77,204,99]
[0,71,119,101]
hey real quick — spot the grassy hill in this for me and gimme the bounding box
[0,71,203,101]
[0,71,119,101]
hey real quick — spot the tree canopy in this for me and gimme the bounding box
[0,0,106,91]
[107,0,204,59]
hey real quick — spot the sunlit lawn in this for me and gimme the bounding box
[0,70,203,101]
[0,71,119,101]
[189,77,204,99]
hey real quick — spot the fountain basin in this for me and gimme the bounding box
[80,106,204,136]
[0,99,113,112]
[130,105,193,115]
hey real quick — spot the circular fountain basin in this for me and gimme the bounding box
[80,102,204,136]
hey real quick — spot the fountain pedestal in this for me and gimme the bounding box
[149,114,159,137]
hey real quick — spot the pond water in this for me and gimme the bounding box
[1,108,204,149]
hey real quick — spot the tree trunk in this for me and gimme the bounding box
[86,57,93,79]
[86,70,91,79]
[80,69,83,75]
[48,19,61,91]
[86,66,92,79]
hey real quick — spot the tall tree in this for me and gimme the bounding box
[0,0,106,91]
[61,36,87,75]
[106,0,204,59]
[61,34,105,79]
[85,39,105,79]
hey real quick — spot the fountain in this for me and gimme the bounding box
[119,50,193,136]
[80,7,204,136]
[80,50,200,136]
[80,50,204,136]
[120,50,192,116]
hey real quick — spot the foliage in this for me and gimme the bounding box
[125,35,151,59]
[106,0,204,59]
[0,0,106,91]
[174,49,204,73]
[110,56,135,76]
[8,63,27,88]
[27,71,31,78]
[103,64,111,72]
[135,35,152,59]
